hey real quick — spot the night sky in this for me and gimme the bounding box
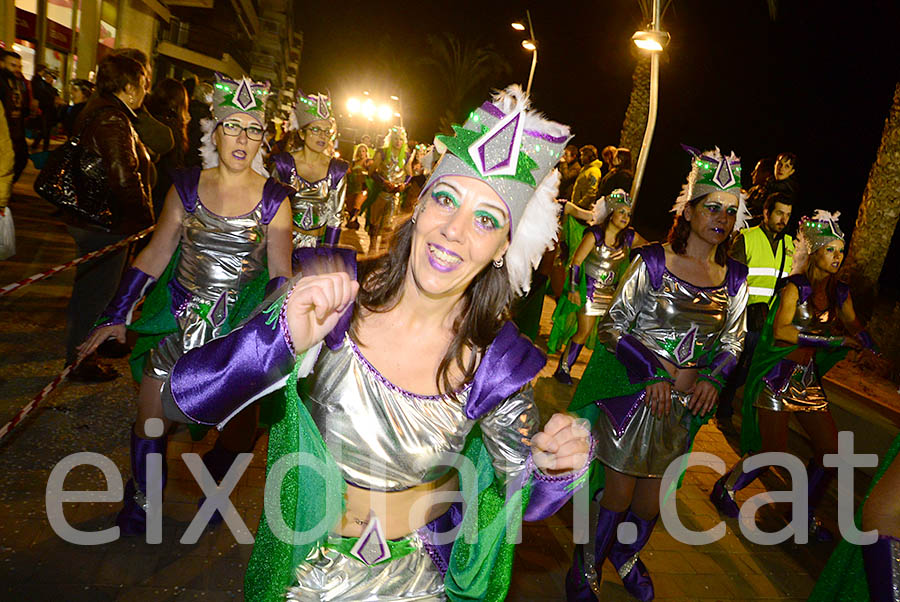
[295,1,900,246]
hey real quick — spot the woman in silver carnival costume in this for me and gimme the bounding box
[566,146,750,601]
[158,86,593,601]
[549,189,647,384]
[710,211,876,543]
[268,91,349,254]
[78,74,294,535]
[366,125,409,246]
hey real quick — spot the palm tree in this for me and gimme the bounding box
[842,83,900,314]
[418,32,511,134]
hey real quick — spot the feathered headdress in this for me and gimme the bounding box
[424,85,572,295]
[293,89,335,130]
[199,73,270,177]
[672,145,749,232]
[592,189,633,225]
[791,209,844,275]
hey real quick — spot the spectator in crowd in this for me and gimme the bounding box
[744,156,775,222]
[0,50,31,182]
[62,79,94,136]
[557,143,581,201]
[600,144,617,171]
[30,65,63,152]
[571,144,602,209]
[63,53,154,382]
[184,77,212,168]
[597,147,634,198]
[109,48,174,168]
[766,152,798,205]
[0,100,13,213]
[145,78,190,217]
[715,192,794,431]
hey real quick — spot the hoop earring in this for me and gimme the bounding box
[492,256,504,269]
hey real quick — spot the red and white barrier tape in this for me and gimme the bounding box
[0,360,79,440]
[0,226,155,298]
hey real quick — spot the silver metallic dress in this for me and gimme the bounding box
[754,293,833,413]
[273,154,348,248]
[286,334,538,601]
[145,201,271,380]
[371,150,407,230]
[581,232,632,317]
[594,254,747,477]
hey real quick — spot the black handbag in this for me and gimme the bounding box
[33,108,114,230]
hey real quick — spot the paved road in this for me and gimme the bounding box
[0,161,844,600]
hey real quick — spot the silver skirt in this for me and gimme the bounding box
[286,532,444,601]
[754,359,828,413]
[595,390,694,478]
[583,293,613,317]
[144,290,236,381]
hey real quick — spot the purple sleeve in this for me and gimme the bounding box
[270,152,296,184]
[171,166,202,213]
[617,334,668,383]
[96,266,155,326]
[164,288,296,426]
[523,436,595,522]
[259,179,292,225]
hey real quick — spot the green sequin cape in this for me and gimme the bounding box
[244,354,533,602]
[807,432,900,601]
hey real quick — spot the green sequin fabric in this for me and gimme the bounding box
[808,432,900,601]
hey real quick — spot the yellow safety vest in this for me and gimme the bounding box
[743,226,794,305]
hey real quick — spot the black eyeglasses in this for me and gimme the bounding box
[306,125,335,138]
[220,121,265,141]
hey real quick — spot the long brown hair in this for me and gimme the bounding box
[351,218,514,398]
[145,78,189,154]
[667,195,731,266]
[599,211,630,249]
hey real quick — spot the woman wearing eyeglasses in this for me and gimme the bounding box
[77,74,294,537]
[269,90,349,252]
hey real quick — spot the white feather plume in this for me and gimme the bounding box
[505,169,562,295]
[490,85,570,141]
[198,117,269,177]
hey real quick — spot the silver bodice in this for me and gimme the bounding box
[599,255,747,369]
[790,298,832,336]
[302,334,538,491]
[583,239,630,311]
[174,201,268,304]
[280,158,347,248]
[377,149,407,195]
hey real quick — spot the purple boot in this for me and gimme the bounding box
[116,428,167,537]
[609,510,657,601]
[862,535,900,602]
[710,457,769,518]
[566,505,626,601]
[198,443,242,527]
[807,459,835,542]
[554,342,584,385]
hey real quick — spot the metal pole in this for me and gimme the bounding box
[526,49,537,97]
[525,9,537,96]
[630,0,662,205]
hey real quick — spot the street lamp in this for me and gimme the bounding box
[629,0,670,205]
[511,10,538,96]
[390,94,404,128]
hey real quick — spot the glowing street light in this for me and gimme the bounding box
[390,95,399,101]
[511,10,538,96]
[347,97,361,114]
[361,99,377,120]
[631,30,670,52]
[629,0,670,205]
[377,104,393,122]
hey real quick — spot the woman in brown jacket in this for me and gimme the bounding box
[64,53,154,381]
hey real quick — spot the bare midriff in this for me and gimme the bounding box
[659,357,699,392]
[338,471,461,540]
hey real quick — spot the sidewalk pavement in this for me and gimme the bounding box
[0,162,852,600]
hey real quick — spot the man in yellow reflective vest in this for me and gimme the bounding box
[716,192,794,431]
